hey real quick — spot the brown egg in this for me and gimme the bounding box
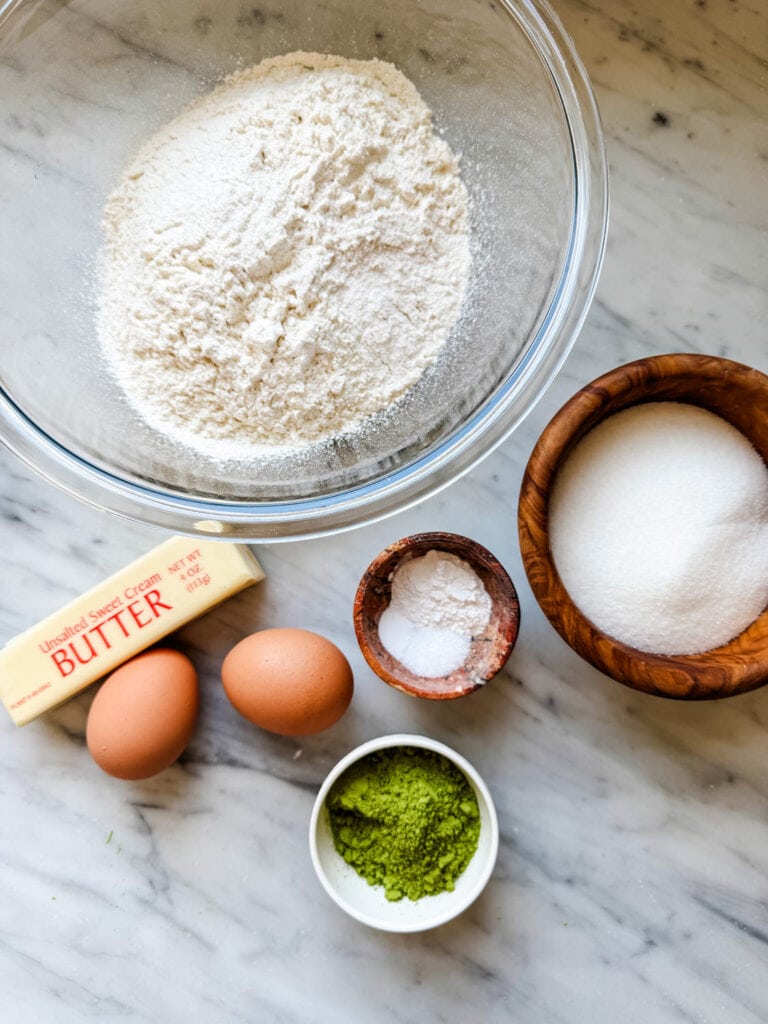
[86,648,199,780]
[222,628,353,736]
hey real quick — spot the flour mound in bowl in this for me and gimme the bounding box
[97,52,470,456]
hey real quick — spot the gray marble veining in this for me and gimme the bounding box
[1,0,768,1022]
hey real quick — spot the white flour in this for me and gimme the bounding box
[98,52,470,455]
[378,550,492,678]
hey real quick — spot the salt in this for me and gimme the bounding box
[549,402,768,655]
[378,550,492,677]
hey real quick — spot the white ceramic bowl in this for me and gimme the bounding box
[309,733,499,932]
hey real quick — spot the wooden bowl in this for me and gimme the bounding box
[353,533,519,700]
[518,353,768,700]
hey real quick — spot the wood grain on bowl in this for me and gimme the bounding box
[353,532,519,700]
[518,353,768,700]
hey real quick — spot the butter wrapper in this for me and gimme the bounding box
[0,537,264,726]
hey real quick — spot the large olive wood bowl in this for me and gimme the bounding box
[518,353,768,699]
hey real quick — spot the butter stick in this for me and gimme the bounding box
[0,537,265,726]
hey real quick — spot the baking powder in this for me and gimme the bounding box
[378,550,492,678]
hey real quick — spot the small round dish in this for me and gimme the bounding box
[309,734,499,932]
[353,533,519,699]
[518,353,768,699]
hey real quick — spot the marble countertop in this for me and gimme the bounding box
[2,0,768,1021]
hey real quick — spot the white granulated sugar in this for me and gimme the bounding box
[549,402,768,655]
[378,550,492,678]
[98,52,470,455]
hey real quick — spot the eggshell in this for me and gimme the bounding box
[86,648,199,780]
[222,628,353,736]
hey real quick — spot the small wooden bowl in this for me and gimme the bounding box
[353,533,519,699]
[518,353,768,700]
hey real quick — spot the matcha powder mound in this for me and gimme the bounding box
[326,746,481,902]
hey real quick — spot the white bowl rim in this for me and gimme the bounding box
[308,732,499,932]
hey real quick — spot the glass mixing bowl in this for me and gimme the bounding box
[0,0,607,540]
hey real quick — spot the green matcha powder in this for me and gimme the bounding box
[326,746,481,902]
